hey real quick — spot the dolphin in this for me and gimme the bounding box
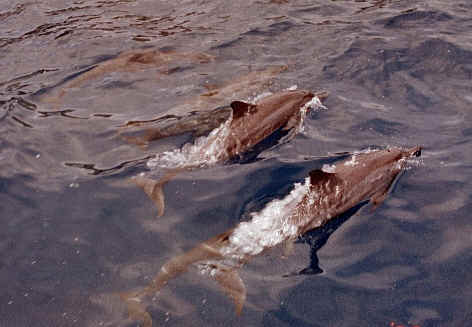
[122,65,290,120]
[40,48,214,105]
[132,89,328,217]
[121,146,421,325]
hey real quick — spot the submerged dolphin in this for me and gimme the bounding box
[132,89,328,217]
[41,49,214,105]
[122,146,421,325]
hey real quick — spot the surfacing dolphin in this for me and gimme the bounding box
[121,145,421,325]
[132,89,328,217]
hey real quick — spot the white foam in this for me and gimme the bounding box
[396,157,423,170]
[343,154,358,166]
[220,177,311,260]
[147,111,233,169]
[303,95,328,111]
[290,95,327,134]
[322,163,337,173]
[198,263,219,277]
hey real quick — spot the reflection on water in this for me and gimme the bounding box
[1,1,472,327]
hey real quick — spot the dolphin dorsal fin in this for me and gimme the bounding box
[230,101,257,119]
[309,169,339,185]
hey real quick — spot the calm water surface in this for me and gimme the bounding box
[1,1,472,326]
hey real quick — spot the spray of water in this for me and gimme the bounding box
[147,111,234,169]
[219,177,311,262]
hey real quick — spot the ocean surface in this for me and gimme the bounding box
[1,1,472,326]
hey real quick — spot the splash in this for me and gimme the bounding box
[303,95,328,111]
[295,95,328,134]
[147,111,233,169]
[322,163,337,173]
[343,154,359,166]
[219,177,311,262]
[397,156,423,170]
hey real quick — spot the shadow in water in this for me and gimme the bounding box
[264,305,324,327]
[291,201,368,276]
[229,126,292,164]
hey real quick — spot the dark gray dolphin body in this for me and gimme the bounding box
[122,146,421,325]
[132,89,328,217]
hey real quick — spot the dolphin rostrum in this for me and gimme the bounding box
[122,146,421,325]
[133,89,328,217]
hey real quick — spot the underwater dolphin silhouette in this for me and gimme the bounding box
[41,49,214,105]
[122,146,421,325]
[133,89,328,217]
